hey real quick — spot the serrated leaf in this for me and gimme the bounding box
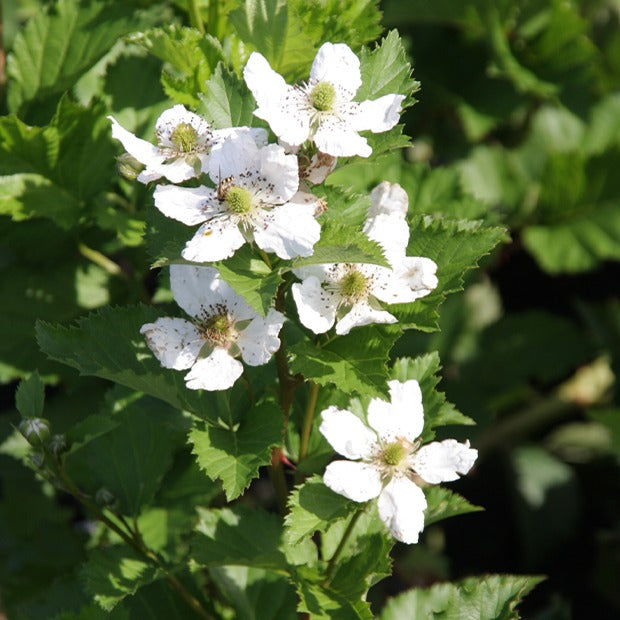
[380,574,544,620]
[15,370,45,419]
[423,487,483,527]
[7,0,152,118]
[291,220,388,269]
[288,324,400,398]
[64,396,181,516]
[391,353,474,431]
[192,505,288,571]
[356,30,419,103]
[80,545,161,612]
[189,402,283,501]
[229,0,316,79]
[198,62,259,129]
[284,476,357,546]
[35,305,228,424]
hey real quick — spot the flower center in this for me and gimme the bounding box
[199,312,238,349]
[224,186,253,215]
[310,81,337,112]
[382,441,408,467]
[339,270,368,303]
[170,122,198,153]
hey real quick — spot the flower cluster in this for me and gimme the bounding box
[111,41,475,544]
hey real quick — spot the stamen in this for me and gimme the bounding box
[382,441,408,467]
[224,186,253,215]
[309,81,337,112]
[339,269,368,303]
[170,122,198,152]
[198,309,238,349]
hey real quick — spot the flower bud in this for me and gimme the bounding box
[116,153,143,181]
[29,451,45,469]
[19,417,51,447]
[95,487,116,508]
[48,434,67,456]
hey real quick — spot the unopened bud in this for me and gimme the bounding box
[95,487,116,507]
[116,153,143,181]
[19,417,51,446]
[49,434,67,456]
[29,451,45,469]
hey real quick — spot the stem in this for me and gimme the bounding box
[258,248,273,270]
[323,509,364,585]
[207,0,222,38]
[78,243,124,277]
[299,381,319,463]
[0,2,6,110]
[47,452,212,620]
[187,0,205,34]
[269,448,288,515]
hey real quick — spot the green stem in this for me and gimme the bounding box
[47,452,212,620]
[258,248,273,270]
[187,0,205,34]
[0,2,6,111]
[78,242,124,277]
[323,509,364,585]
[299,381,319,463]
[207,0,221,38]
[269,448,288,515]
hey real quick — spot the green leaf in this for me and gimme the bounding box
[356,30,420,103]
[291,220,388,269]
[64,396,181,516]
[35,305,225,423]
[380,574,544,620]
[229,0,316,79]
[391,353,474,432]
[192,505,288,571]
[7,0,152,118]
[288,325,400,398]
[423,487,483,527]
[80,545,161,612]
[15,370,45,419]
[189,402,283,501]
[284,476,357,547]
[198,62,259,129]
[133,26,224,108]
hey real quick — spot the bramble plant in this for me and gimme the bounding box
[20,0,620,618]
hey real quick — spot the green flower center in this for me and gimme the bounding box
[339,270,368,302]
[170,122,198,152]
[224,186,253,214]
[382,441,408,467]
[310,81,337,112]
[201,313,237,348]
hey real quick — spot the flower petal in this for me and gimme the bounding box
[313,120,372,158]
[108,116,164,167]
[155,104,211,148]
[208,132,259,183]
[411,439,478,484]
[363,212,409,261]
[237,308,285,366]
[377,477,427,544]
[138,157,202,184]
[292,277,338,334]
[139,318,202,370]
[254,143,299,204]
[170,264,222,317]
[310,42,361,98]
[319,406,377,459]
[391,257,438,302]
[254,202,320,259]
[349,94,405,133]
[367,380,424,443]
[182,219,246,263]
[153,184,218,225]
[184,348,243,391]
[323,460,382,502]
[367,182,409,219]
[243,52,289,110]
[335,301,397,335]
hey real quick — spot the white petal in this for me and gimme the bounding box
[182,219,246,263]
[368,182,409,219]
[208,132,259,182]
[170,264,222,317]
[323,460,382,502]
[255,143,299,204]
[291,277,337,334]
[335,301,397,335]
[155,104,211,147]
[391,257,439,301]
[109,116,164,167]
[244,52,310,146]
[319,406,377,460]
[367,380,424,443]
[313,121,372,158]
[140,318,202,370]
[302,152,338,185]
[349,94,405,133]
[184,348,243,391]
[310,42,361,98]
[363,212,409,260]
[237,309,285,366]
[368,265,418,305]
[377,477,427,544]
[139,157,200,184]
[411,439,478,484]
[153,184,217,225]
[211,126,268,149]
[254,202,320,259]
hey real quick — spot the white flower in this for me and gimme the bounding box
[319,380,478,543]
[153,134,321,262]
[291,187,437,335]
[140,264,284,391]
[109,104,267,184]
[243,42,405,158]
